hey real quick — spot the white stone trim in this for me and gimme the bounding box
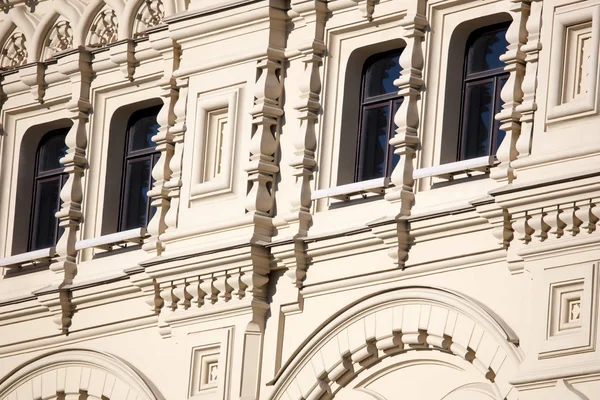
[0,247,56,268]
[413,156,497,180]
[0,348,164,400]
[75,228,148,251]
[311,177,390,201]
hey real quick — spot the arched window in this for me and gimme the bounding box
[459,23,509,160]
[355,50,403,182]
[118,106,161,231]
[29,128,68,251]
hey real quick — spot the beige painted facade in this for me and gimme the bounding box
[0,0,598,399]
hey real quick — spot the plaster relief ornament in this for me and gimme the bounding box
[0,32,27,70]
[134,0,165,38]
[43,21,73,60]
[88,9,118,47]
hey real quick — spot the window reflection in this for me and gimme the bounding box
[356,50,403,182]
[30,128,69,251]
[119,105,161,231]
[459,24,509,161]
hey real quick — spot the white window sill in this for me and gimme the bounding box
[75,228,148,251]
[0,247,56,269]
[312,177,390,201]
[413,156,497,180]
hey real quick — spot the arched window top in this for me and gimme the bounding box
[465,23,510,75]
[36,128,68,174]
[126,105,161,153]
[363,50,402,99]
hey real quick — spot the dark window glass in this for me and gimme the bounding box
[119,105,161,231]
[356,50,403,182]
[29,128,69,251]
[459,24,509,161]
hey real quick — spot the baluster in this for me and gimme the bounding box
[529,209,549,241]
[544,206,566,238]
[512,211,533,243]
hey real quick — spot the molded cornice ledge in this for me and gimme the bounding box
[132,242,270,337]
[486,170,600,273]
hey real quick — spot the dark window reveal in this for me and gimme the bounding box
[29,128,69,251]
[459,24,509,160]
[356,50,403,182]
[119,106,161,231]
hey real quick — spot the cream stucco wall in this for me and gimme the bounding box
[0,0,598,399]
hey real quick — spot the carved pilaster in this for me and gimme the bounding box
[285,0,327,237]
[245,49,284,239]
[53,49,92,284]
[384,12,426,216]
[164,77,189,233]
[144,32,180,254]
[491,0,530,182]
[515,0,543,159]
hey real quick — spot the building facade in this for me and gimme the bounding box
[0,0,598,399]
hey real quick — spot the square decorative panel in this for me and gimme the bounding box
[547,4,600,122]
[538,262,598,358]
[188,327,233,399]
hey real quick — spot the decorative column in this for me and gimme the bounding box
[164,76,189,233]
[54,48,92,283]
[491,0,530,182]
[244,49,284,239]
[144,30,180,254]
[515,0,543,159]
[285,0,326,239]
[384,12,427,217]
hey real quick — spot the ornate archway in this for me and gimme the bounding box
[269,286,524,400]
[0,349,163,400]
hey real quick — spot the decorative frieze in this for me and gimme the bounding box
[87,9,119,47]
[134,0,166,38]
[43,21,73,60]
[0,32,27,70]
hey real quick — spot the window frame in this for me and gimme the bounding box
[457,22,510,161]
[117,106,161,232]
[355,49,404,183]
[28,128,69,251]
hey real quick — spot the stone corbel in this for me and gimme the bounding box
[491,0,530,182]
[369,217,411,268]
[109,39,136,81]
[352,0,376,20]
[53,48,93,284]
[18,62,45,103]
[473,197,513,249]
[34,285,74,335]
